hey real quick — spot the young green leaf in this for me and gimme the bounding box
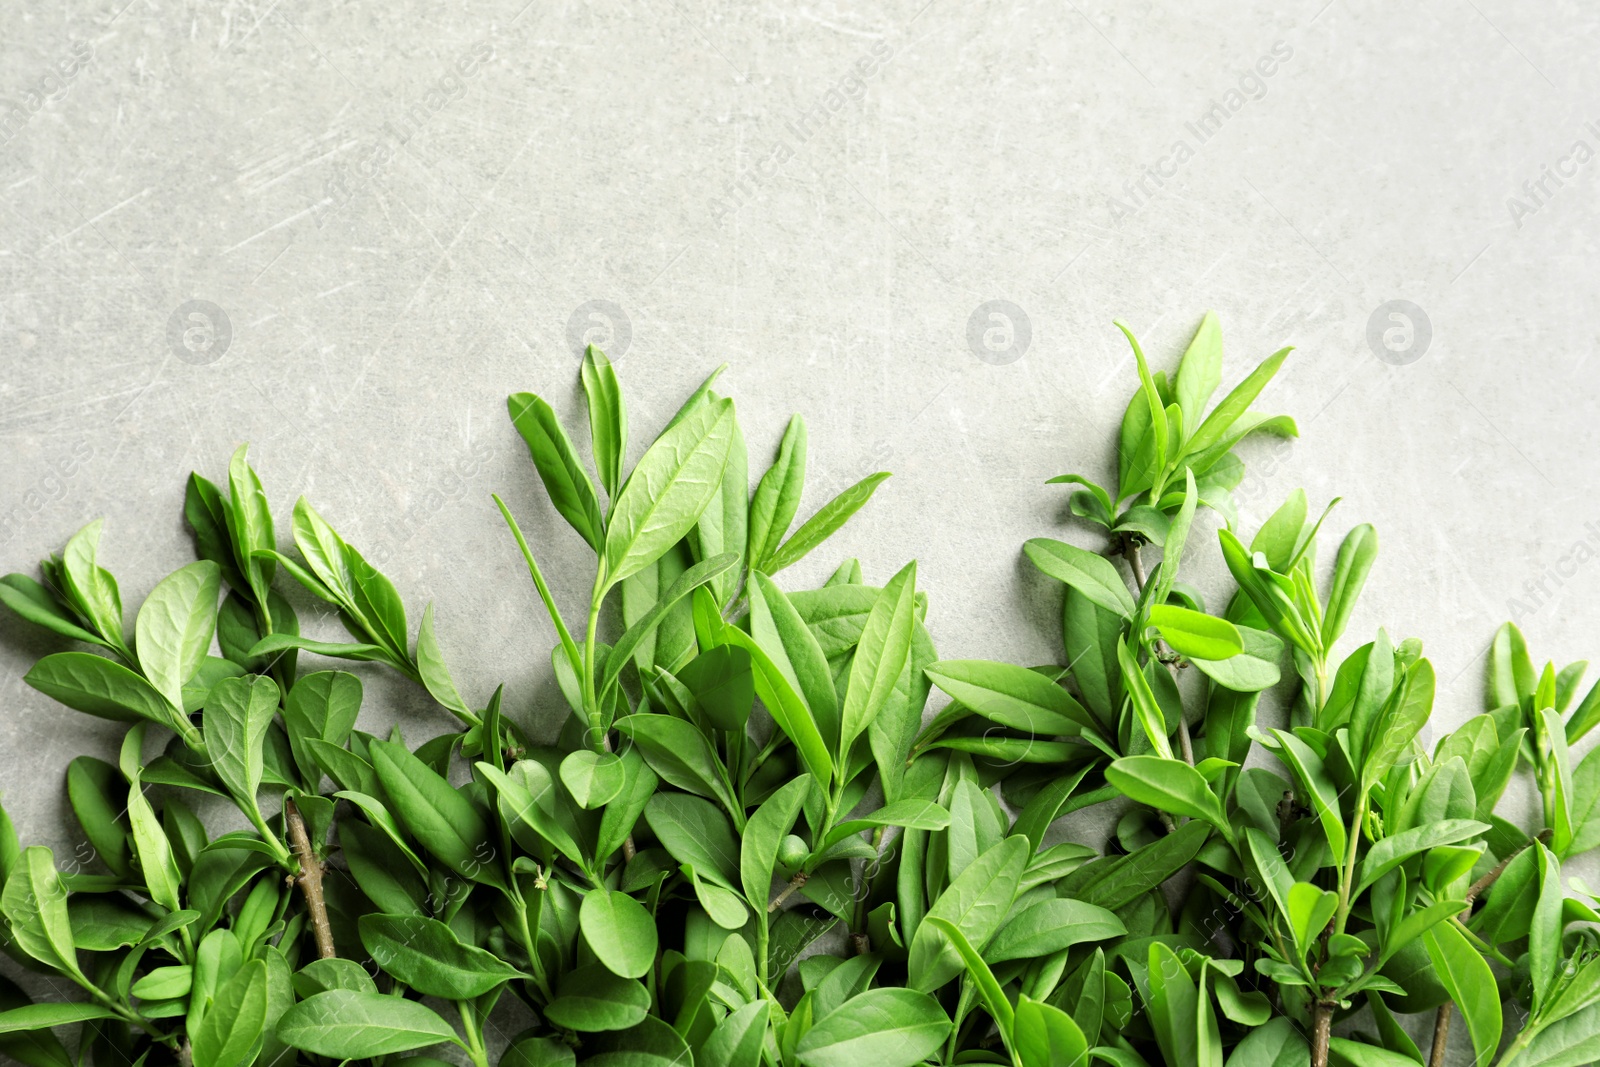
[507,391,606,551]
[604,395,736,588]
[748,415,807,571]
[766,472,891,575]
[1023,538,1137,619]
[1148,603,1242,661]
[580,345,629,500]
[134,561,221,711]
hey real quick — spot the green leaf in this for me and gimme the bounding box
[359,913,526,998]
[766,472,891,575]
[749,570,841,749]
[1106,756,1228,836]
[1267,729,1346,862]
[371,740,500,887]
[925,917,1013,1037]
[579,890,659,979]
[65,757,129,877]
[507,391,606,551]
[192,960,268,1067]
[0,573,102,646]
[1225,1018,1308,1066]
[741,775,811,908]
[1422,919,1500,1066]
[1148,604,1241,661]
[1324,525,1377,647]
[1174,311,1223,434]
[0,847,80,979]
[644,793,741,890]
[0,1003,119,1034]
[25,651,178,726]
[60,520,126,651]
[604,395,736,588]
[1023,538,1136,619]
[700,1001,769,1067]
[924,660,1091,736]
[581,345,629,500]
[1187,346,1292,458]
[558,750,627,810]
[1115,321,1170,496]
[275,989,461,1056]
[416,603,472,718]
[282,671,362,783]
[748,415,807,570]
[600,552,739,699]
[907,836,1028,991]
[1286,882,1337,959]
[203,674,280,813]
[822,800,950,850]
[1014,995,1090,1067]
[543,965,651,1032]
[1356,819,1489,894]
[133,560,220,710]
[1117,639,1174,760]
[1326,1038,1425,1066]
[721,626,832,788]
[615,712,732,809]
[839,561,918,755]
[1191,626,1283,693]
[225,446,276,606]
[675,643,754,731]
[795,988,950,1067]
[1364,658,1436,787]
[1153,469,1197,604]
[984,898,1126,962]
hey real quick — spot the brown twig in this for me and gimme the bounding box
[285,798,336,959]
[768,872,808,913]
[1311,1000,1334,1067]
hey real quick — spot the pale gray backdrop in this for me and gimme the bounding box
[1,0,1596,1058]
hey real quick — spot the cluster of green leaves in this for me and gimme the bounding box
[0,327,1591,1067]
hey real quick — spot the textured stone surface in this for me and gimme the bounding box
[1,0,1596,1047]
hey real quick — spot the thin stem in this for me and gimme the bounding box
[457,1001,490,1067]
[286,798,336,959]
[493,495,585,682]
[583,570,607,751]
[768,872,808,913]
[1333,795,1366,934]
[1123,536,1196,767]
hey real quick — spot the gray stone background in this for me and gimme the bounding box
[1,0,1596,1056]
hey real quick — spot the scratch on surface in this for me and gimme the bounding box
[37,187,152,252]
[222,201,327,254]
[316,279,358,299]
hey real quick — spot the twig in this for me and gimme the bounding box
[1429,1004,1452,1067]
[285,798,336,959]
[1311,1000,1334,1067]
[1122,536,1196,767]
[768,872,808,913]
